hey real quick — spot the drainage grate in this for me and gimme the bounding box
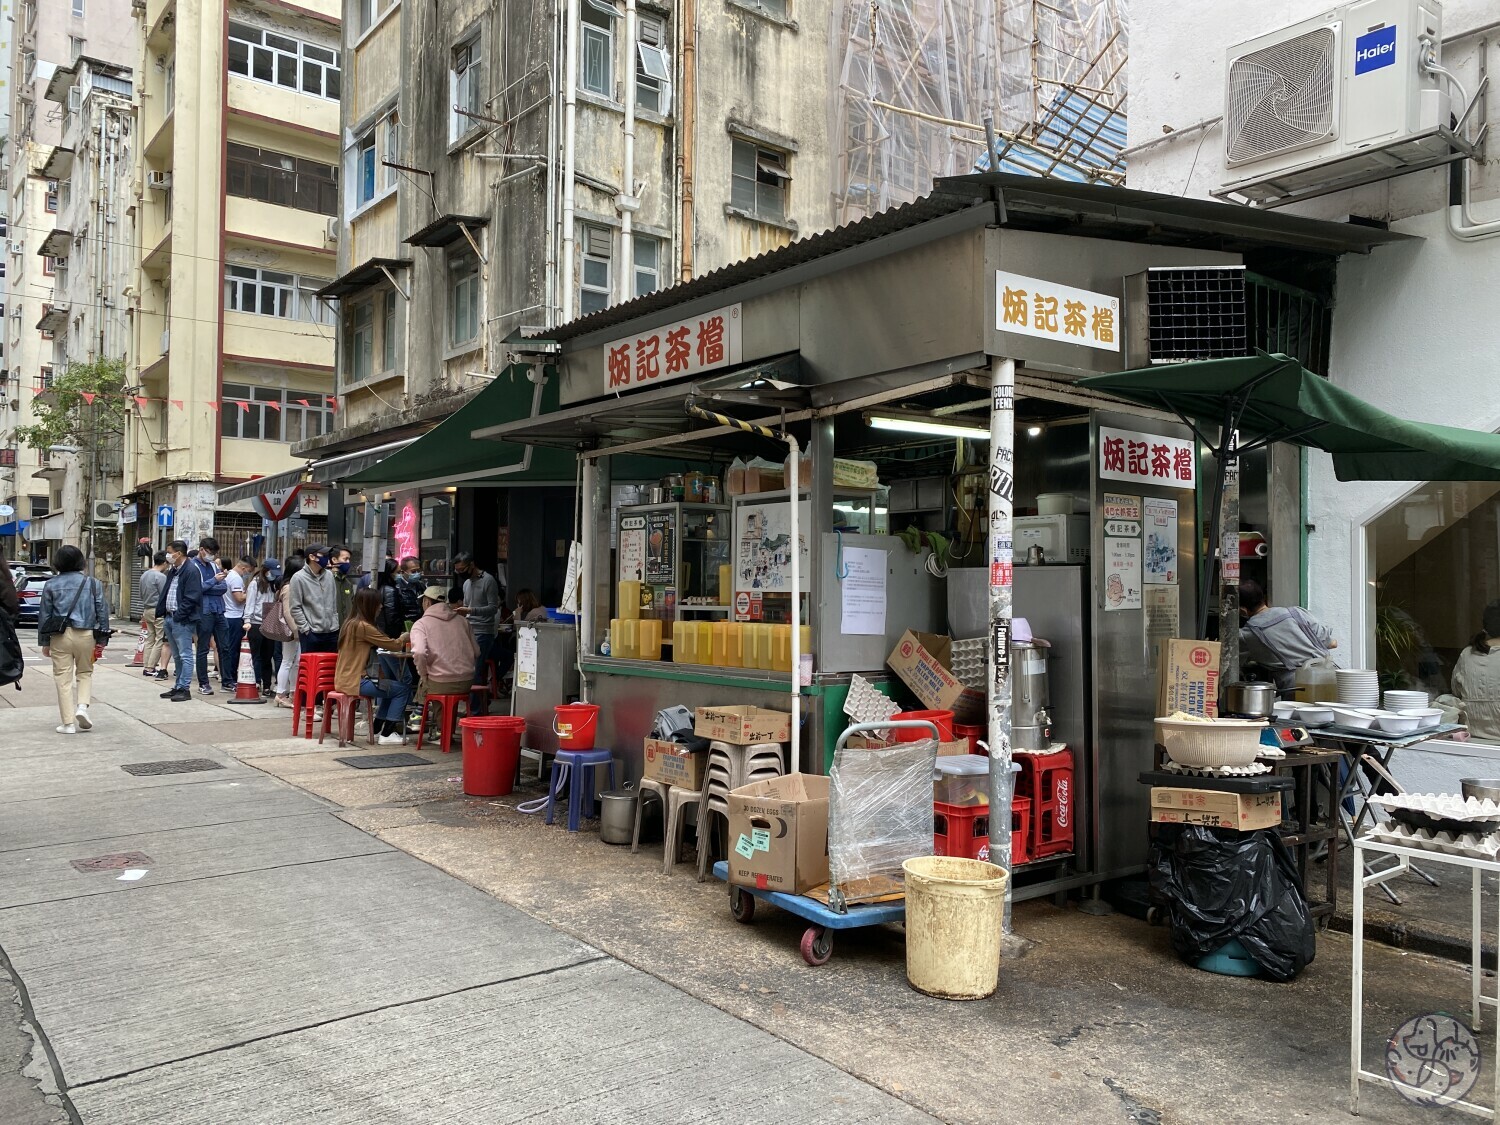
[120,759,227,776]
[335,753,431,770]
[71,851,154,872]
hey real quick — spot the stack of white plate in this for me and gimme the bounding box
[1384,689,1430,711]
[1336,668,1380,707]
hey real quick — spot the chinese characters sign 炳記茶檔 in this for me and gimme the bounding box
[1097,426,1196,491]
[601,304,743,394]
[994,271,1120,353]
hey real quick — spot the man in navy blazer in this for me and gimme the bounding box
[157,539,203,702]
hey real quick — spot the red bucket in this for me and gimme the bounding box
[553,702,600,750]
[892,709,954,742]
[460,716,526,797]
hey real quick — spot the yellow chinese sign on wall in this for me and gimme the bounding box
[994,271,1120,353]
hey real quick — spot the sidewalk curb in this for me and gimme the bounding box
[1328,911,1497,972]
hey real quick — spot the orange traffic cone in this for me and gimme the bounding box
[227,635,265,705]
[132,621,147,666]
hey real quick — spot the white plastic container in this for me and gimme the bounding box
[1327,706,1377,730]
[1154,717,1266,768]
[1294,705,1335,727]
[1373,711,1425,734]
[1036,492,1075,516]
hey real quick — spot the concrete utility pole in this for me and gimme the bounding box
[1218,432,1240,688]
[985,356,1015,934]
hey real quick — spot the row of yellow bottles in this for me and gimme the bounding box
[608,617,662,660]
[664,620,810,671]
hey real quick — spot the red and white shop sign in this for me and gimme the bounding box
[602,304,742,394]
[1098,426,1195,491]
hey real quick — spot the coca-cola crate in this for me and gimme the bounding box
[1016,748,1073,858]
[933,797,1032,865]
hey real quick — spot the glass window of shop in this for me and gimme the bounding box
[1368,482,1500,738]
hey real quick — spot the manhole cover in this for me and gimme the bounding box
[71,851,154,872]
[335,753,431,770]
[120,759,227,776]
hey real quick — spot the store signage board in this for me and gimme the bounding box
[618,515,647,583]
[1098,427,1195,490]
[1144,497,1179,585]
[1101,492,1140,521]
[644,510,675,585]
[995,271,1119,352]
[1104,519,1139,538]
[602,304,742,394]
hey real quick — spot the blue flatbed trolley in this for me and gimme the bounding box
[712,719,939,965]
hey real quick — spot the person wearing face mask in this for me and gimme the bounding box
[289,544,340,654]
[157,539,204,702]
[452,552,499,687]
[329,545,357,625]
[192,536,232,696]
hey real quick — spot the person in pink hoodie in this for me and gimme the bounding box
[410,585,479,702]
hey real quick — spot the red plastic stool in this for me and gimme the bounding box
[292,652,338,738]
[417,692,470,753]
[320,690,375,748]
[1017,748,1074,858]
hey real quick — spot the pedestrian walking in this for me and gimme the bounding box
[158,539,203,702]
[192,537,232,696]
[243,559,280,696]
[138,552,170,679]
[270,555,303,706]
[220,555,253,689]
[0,555,18,623]
[289,544,339,654]
[37,545,111,733]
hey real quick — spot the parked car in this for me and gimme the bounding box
[15,571,52,628]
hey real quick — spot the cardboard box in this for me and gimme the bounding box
[1155,638,1221,719]
[845,734,971,757]
[726,774,830,894]
[886,630,985,723]
[695,705,792,745]
[643,739,707,789]
[1150,787,1280,830]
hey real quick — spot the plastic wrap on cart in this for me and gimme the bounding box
[829,739,941,888]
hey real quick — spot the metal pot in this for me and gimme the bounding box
[646,486,669,504]
[1462,778,1500,803]
[1223,681,1277,719]
[598,788,637,845]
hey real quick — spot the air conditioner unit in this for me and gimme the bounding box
[93,501,118,522]
[146,170,171,190]
[45,180,56,194]
[1215,0,1467,206]
[325,217,339,242]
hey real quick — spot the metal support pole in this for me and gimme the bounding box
[986,356,1016,934]
[1218,432,1241,688]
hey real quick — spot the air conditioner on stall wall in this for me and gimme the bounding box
[1215,0,1463,205]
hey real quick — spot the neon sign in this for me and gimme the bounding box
[393,501,418,561]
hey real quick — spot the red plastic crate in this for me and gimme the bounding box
[933,798,1031,865]
[1016,748,1074,858]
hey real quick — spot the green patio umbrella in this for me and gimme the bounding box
[1079,352,1500,644]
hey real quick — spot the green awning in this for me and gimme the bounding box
[1079,352,1500,482]
[341,364,697,490]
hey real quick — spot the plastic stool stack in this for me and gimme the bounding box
[631,777,704,875]
[291,652,338,739]
[696,741,784,880]
[545,748,618,832]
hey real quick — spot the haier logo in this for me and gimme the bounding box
[1354,25,1397,74]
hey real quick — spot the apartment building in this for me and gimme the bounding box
[2,0,134,561]
[267,0,832,581]
[0,0,14,554]
[123,0,340,565]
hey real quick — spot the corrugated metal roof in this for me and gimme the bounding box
[975,90,1127,183]
[549,174,1411,344]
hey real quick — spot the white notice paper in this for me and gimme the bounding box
[1143,496,1179,585]
[516,626,539,692]
[840,547,888,636]
[1104,537,1143,612]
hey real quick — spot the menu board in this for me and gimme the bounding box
[618,514,647,582]
[734,497,811,594]
[1104,537,1142,612]
[644,510,676,585]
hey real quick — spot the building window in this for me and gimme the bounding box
[345,298,373,383]
[45,180,58,213]
[220,383,333,443]
[164,58,175,105]
[224,266,334,324]
[226,143,338,216]
[381,288,398,371]
[633,235,660,297]
[0,218,7,238]
[383,113,401,190]
[38,365,54,389]
[227,21,341,101]
[581,0,616,98]
[579,223,611,314]
[447,246,480,348]
[347,112,399,212]
[357,0,395,35]
[730,139,790,223]
[72,0,84,16]
[354,131,377,208]
[42,255,54,277]
[28,495,48,518]
[636,16,671,114]
[450,36,483,141]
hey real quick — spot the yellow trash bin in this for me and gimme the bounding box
[901,856,1008,999]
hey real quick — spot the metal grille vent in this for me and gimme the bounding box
[120,759,226,776]
[1225,28,1337,165]
[1145,268,1249,364]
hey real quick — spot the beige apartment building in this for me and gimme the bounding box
[2,0,135,564]
[123,0,340,572]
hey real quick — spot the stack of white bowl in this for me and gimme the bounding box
[1384,689,1430,711]
[1336,668,1380,708]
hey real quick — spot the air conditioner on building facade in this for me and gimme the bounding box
[146,170,171,190]
[325,217,339,243]
[93,501,117,522]
[1215,0,1470,206]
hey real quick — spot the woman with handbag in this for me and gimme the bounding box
[37,544,111,734]
[267,555,302,707]
[242,559,281,697]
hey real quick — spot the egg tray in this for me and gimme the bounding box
[950,638,988,691]
[1370,793,1500,835]
[842,673,900,730]
[1160,760,1272,779]
[1366,823,1500,861]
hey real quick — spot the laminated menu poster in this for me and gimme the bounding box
[618,514,646,582]
[516,626,538,692]
[1104,537,1142,611]
[644,510,676,585]
[735,497,811,594]
[1143,496,1179,585]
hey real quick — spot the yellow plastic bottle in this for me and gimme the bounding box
[756,624,774,670]
[744,623,762,669]
[638,618,662,661]
[618,581,641,620]
[711,620,729,666]
[695,621,714,666]
[608,618,622,658]
[725,621,743,668]
[772,624,792,672]
[718,565,732,605]
[670,621,683,663]
[617,618,638,660]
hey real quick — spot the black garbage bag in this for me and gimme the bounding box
[1148,824,1316,982]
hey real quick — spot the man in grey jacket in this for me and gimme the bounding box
[138,551,170,679]
[289,544,340,653]
[453,551,500,685]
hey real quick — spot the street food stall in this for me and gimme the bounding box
[477,174,1404,901]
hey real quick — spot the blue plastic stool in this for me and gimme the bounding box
[545,749,617,831]
[1196,938,1261,977]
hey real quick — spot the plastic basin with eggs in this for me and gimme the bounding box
[1154,713,1267,768]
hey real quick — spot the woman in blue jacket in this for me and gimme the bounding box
[37,544,111,734]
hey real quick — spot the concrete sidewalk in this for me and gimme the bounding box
[0,651,933,1123]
